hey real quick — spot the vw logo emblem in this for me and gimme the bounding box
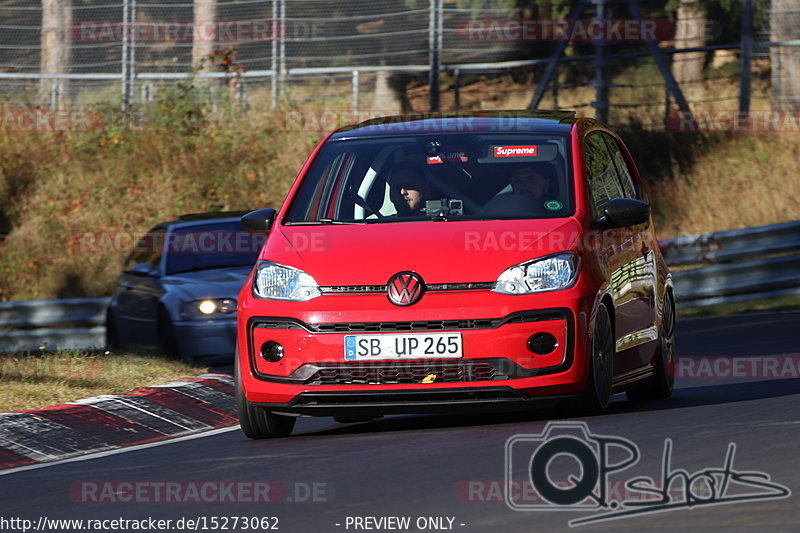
[387,272,425,306]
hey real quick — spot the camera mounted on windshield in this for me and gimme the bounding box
[426,198,464,218]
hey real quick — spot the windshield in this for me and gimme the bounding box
[165,222,264,275]
[285,133,572,224]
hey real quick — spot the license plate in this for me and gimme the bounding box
[344,333,463,361]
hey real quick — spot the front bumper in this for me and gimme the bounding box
[238,293,593,410]
[253,387,579,417]
[174,318,237,363]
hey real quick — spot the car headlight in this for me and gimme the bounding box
[492,252,579,295]
[180,298,237,320]
[253,260,322,301]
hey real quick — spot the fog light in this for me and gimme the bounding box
[528,333,558,355]
[260,341,284,362]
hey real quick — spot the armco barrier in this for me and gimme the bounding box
[660,220,800,266]
[0,298,109,353]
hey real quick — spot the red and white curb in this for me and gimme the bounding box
[0,374,237,470]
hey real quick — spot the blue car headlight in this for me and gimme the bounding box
[180,298,237,320]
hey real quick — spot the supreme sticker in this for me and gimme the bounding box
[427,151,468,164]
[493,145,538,157]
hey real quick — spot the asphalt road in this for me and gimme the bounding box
[2,311,799,533]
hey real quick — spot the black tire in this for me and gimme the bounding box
[581,303,615,414]
[235,355,296,439]
[627,293,676,402]
[157,307,180,360]
[105,309,120,350]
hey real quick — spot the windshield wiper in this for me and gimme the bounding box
[169,264,251,274]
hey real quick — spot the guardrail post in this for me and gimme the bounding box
[237,78,249,110]
[739,0,754,115]
[271,0,278,109]
[452,68,460,111]
[352,70,359,115]
[591,0,610,123]
[428,0,441,111]
[50,80,60,110]
[279,0,286,102]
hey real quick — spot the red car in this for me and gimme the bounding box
[236,111,675,438]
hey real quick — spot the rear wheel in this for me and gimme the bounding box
[627,293,676,402]
[105,309,120,350]
[235,355,296,439]
[580,304,615,414]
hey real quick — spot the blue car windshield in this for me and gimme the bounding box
[285,133,572,223]
[165,222,263,275]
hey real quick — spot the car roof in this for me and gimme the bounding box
[151,211,250,231]
[330,110,578,139]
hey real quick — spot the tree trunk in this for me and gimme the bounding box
[673,0,707,87]
[40,0,72,107]
[371,70,413,115]
[771,0,800,110]
[193,0,217,81]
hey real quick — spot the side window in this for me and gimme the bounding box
[584,133,623,219]
[124,228,166,271]
[602,135,638,200]
[296,152,351,221]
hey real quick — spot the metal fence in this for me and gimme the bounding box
[0,297,109,353]
[2,0,797,126]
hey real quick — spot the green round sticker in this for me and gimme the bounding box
[545,200,563,211]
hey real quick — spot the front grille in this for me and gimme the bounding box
[313,318,498,333]
[318,283,493,294]
[252,311,565,334]
[308,361,506,385]
[320,285,386,293]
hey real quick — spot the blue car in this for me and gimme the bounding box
[106,212,264,365]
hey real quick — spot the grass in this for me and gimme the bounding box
[0,350,208,413]
[0,62,798,303]
[0,86,322,301]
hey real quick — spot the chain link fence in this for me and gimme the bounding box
[1,0,798,128]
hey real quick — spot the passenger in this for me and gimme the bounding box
[510,167,552,200]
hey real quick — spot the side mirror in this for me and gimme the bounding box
[241,208,276,232]
[602,198,650,229]
[129,262,156,276]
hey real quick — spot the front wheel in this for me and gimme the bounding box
[235,356,296,439]
[579,303,615,414]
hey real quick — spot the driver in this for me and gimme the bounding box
[388,162,431,216]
